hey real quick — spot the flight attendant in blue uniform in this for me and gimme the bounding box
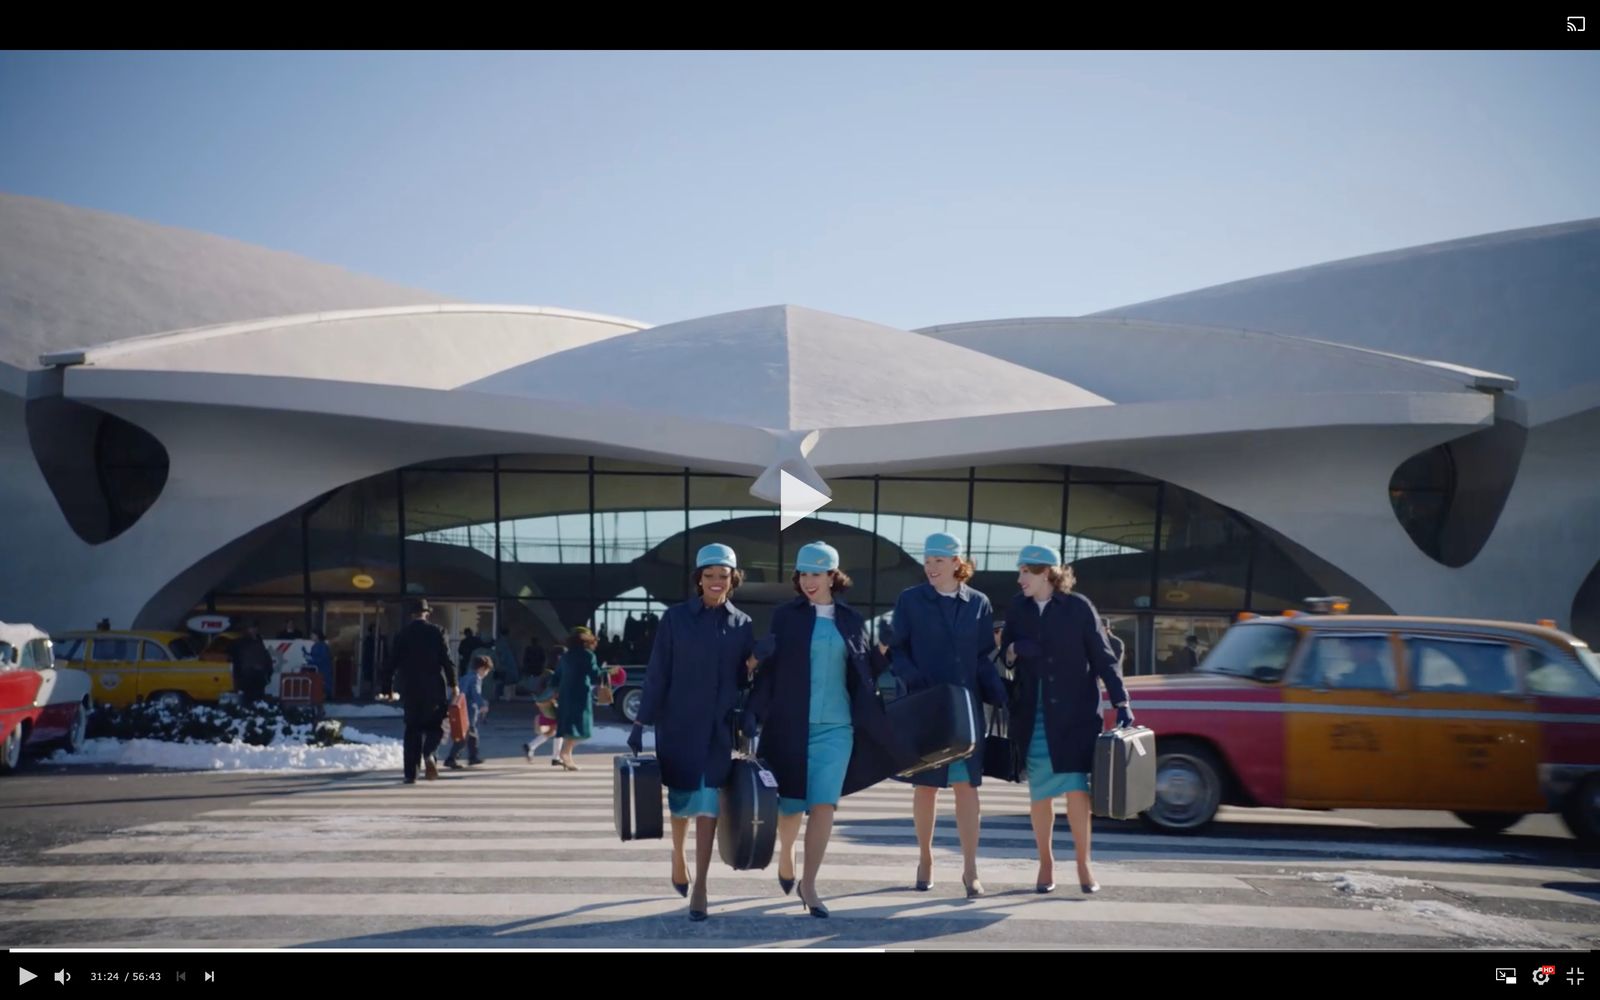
[744,541,903,918]
[628,543,756,922]
[1001,545,1133,895]
[888,532,1009,898]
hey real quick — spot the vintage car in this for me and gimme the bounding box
[0,622,93,773]
[52,630,229,709]
[1122,612,1600,842]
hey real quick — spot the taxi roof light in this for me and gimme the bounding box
[1537,618,1558,629]
[1236,612,1259,622]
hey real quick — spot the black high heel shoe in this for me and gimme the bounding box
[914,861,933,893]
[797,883,829,918]
[778,873,795,896]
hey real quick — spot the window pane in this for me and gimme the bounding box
[498,472,592,609]
[54,638,84,662]
[1201,622,1301,680]
[975,464,1065,481]
[1071,466,1157,484]
[1527,648,1600,696]
[141,641,170,662]
[308,473,402,596]
[500,454,590,471]
[1152,615,1231,675]
[1157,488,1251,610]
[875,479,972,607]
[91,639,137,662]
[599,473,690,605]
[403,470,496,598]
[1408,638,1518,694]
[1298,636,1396,691]
[1066,483,1157,610]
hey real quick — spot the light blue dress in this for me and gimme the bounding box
[669,780,721,819]
[1028,679,1091,801]
[779,613,854,816]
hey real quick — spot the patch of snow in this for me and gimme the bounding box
[47,737,402,773]
[1305,872,1433,895]
[1382,899,1594,949]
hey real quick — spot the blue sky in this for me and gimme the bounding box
[3,50,1596,328]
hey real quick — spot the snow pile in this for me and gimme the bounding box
[48,736,401,773]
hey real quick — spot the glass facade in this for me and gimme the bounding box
[194,456,1391,680]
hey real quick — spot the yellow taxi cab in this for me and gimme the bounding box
[1122,602,1600,842]
[52,630,233,709]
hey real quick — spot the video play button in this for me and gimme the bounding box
[779,470,831,530]
[19,969,37,986]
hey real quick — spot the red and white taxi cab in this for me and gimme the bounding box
[0,622,93,774]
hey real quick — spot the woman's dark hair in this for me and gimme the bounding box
[693,565,746,596]
[792,569,852,596]
[1021,563,1074,593]
[472,651,494,669]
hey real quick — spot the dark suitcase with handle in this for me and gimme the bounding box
[1091,725,1157,819]
[614,754,664,841]
[887,683,979,778]
[718,746,779,870]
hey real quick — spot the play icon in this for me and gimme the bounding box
[19,969,37,986]
[779,470,831,530]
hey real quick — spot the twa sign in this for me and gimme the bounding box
[187,615,231,634]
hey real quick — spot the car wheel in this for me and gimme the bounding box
[63,703,89,754]
[615,687,643,724]
[1453,811,1524,835]
[1140,741,1225,834]
[0,725,23,775]
[1560,774,1600,844]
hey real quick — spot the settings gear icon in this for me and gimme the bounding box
[1533,966,1555,986]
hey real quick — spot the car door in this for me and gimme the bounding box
[87,636,140,708]
[1284,631,1417,807]
[1402,633,1544,813]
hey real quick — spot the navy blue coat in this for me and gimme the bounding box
[1001,590,1129,776]
[889,582,1008,788]
[743,598,910,802]
[636,595,755,793]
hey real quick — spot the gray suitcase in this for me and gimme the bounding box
[1091,725,1156,819]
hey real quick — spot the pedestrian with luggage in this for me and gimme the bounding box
[390,599,459,785]
[1000,546,1133,894]
[743,542,903,918]
[444,653,492,769]
[627,543,756,922]
[888,532,1009,897]
[553,627,606,772]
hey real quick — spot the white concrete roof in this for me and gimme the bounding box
[914,316,1518,404]
[0,193,453,371]
[466,305,1112,431]
[45,305,650,391]
[1088,216,1600,398]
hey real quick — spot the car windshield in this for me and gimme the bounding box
[1577,644,1600,684]
[1198,622,1300,680]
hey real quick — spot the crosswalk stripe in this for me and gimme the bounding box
[2,892,1594,945]
[36,833,1557,865]
[10,756,1598,950]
